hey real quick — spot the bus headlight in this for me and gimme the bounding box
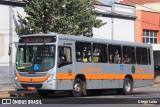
[15,77,19,82]
[47,74,54,82]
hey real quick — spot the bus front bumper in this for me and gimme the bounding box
[14,79,57,90]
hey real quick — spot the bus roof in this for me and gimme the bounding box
[20,33,152,48]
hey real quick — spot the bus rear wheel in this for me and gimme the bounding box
[116,78,133,95]
[72,78,84,97]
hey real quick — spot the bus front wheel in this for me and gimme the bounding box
[116,78,133,95]
[72,78,84,97]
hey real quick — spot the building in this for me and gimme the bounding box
[121,0,160,5]
[93,2,136,42]
[121,0,160,78]
[0,0,25,86]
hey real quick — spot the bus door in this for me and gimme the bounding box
[57,41,74,90]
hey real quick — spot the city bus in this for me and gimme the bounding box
[14,33,154,97]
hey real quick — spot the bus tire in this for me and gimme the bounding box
[117,78,133,95]
[37,90,49,98]
[72,78,83,97]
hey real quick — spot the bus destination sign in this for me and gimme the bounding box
[19,36,56,43]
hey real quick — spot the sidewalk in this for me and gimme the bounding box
[134,83,160,92]
[0,85,16,98]
[0,84,37,98]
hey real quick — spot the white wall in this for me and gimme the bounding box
[113,18,135,42]
[93,17,135,42]
[0,5,9,66]
[93,16,112,40]
[0,5,25,66]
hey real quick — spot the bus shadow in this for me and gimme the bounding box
[38,90,149,99]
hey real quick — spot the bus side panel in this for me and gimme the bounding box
[134,65,154,88]
[108,64,124,89]
[103,80,123,89]
[57,80,73,90]
[86,80,103,89]
[134,80,153,88]
[74,63,109,89]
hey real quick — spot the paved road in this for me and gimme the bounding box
[8,90,160,105]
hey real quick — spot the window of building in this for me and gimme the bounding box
[108,45,122,64]
[143,30,158,44]
[0,34,5,57]
[136,47,148,65]
[123,46,135,64]
[92,43,108,63]
[76,42,92,62]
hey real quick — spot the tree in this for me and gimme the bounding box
[16,0,104,37]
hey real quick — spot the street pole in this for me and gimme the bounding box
[9,5,13,84]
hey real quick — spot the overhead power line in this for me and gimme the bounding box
[126,0,160,13]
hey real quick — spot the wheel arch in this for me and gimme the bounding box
[75,74,86,82]
[125,75,133,83]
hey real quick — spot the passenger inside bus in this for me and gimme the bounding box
[123,54,130,64]
[76,52,83,62]
[109,54,113,63]
[114,50,121,63]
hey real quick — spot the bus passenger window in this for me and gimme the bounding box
[76,42,92,62]
[123,46,135,64]
[136,47,148,65]
[93,43,108,63]
[108,45,122,64]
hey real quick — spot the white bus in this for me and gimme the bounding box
[13,33,154,97]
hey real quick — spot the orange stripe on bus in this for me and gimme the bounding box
[57,73,154,80]
[16,73,50,82]
[57,73,76,80]
[84,74,126,80]
[132,74,154,80]
[136,68,144,73]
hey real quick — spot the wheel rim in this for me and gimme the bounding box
[74,83,81,93]
[125,82,131,92]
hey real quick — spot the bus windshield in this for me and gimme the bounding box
[16,45,55,72]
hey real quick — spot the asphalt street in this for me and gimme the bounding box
[8,90,160,105]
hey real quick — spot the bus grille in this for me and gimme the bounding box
[21,84,43,89]
[18,73,47,77]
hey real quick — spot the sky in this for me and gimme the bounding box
[98,0,122,4]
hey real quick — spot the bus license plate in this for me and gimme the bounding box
[27,86,36,90]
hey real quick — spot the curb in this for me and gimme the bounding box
[0,92,10,98]
[9,90,37,97]
[0,92,37,98]
[0,90,37,98]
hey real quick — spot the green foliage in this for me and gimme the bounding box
[16,0,105,37]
